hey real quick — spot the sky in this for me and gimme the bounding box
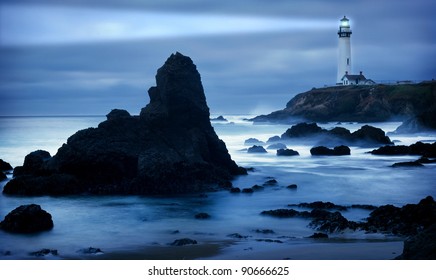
[0,0,435,116]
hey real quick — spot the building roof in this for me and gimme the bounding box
[342,74,367,81]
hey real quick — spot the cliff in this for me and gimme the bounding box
[252,82,436,130]
[4,52,245,196]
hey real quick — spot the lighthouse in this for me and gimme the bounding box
[337,16,352,84]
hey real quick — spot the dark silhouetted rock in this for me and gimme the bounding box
[3,52,245,196]
[251,184,264,191]
[0,204,53,233]
[211,115,228,122]
[261,209,301,218]
[30,249,58,257]
[230,187,241,193]
[255,239,283,243]
[396,223,436,260]
[308,209,353,233]
[170,238,198,246]
[242,188,254,193]
[289,201,347,211]
[350,125,392,145]
[267,136,281,143]
[245,138,265,145]
[371,141,436,157]
[78,247,103,254]
[281,122,323,138]
[276,148,299,156]
[391,161,424,168]
[267,143,287,150]
[0,159,13,171]
[278,122,391,146]
[0,172,6,181]
[227,233,249,239]
[106,109,131,120]
[364,196,436,236]
[286,184,298,189]
[263,179,278,186]
[308,233,329,239]
[247,145,267,153]
[310,145,350,156]
[195,213,211,219]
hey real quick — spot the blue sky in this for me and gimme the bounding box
[0,0,435,116]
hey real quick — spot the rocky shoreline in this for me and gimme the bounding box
[251,82,436,132]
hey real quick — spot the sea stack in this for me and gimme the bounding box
[4,52,245,195]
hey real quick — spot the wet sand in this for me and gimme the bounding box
[77,239,404,260]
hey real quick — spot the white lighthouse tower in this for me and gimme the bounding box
[337,16,352,84]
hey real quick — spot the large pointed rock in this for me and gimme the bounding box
[4,52,245,195]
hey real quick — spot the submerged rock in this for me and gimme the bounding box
[4,53,245,196]
[244,138,265,145]
[391,161,424,168]
[0,204,53,233]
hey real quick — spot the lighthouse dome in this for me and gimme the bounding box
[340,16,350,27]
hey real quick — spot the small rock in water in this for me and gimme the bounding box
[263,179,278,186]
[78,247,104,254]
[254,229,275,234]
[244,138,265,145]
[29,249,58,257]
[247,145,267,153]
[287,184,298,189]
[230,187,241,193]
[0,204,53,233]
[227,233,249,239]
[195,213,211,219]
[242,188,254,193]
[277,149,299,156]
[170,238,198,246]
[308,233,329,239]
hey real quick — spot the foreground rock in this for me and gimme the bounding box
[277,149,299,156]
[0,204,53,233]
[251,81,436,128]
[3,53,245,196]
[396,223,436,259]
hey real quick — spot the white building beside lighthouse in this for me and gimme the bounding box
[336,16,374,85]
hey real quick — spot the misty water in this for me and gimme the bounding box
[0,115,435,259]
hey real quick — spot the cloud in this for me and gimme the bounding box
[1,4,336,46]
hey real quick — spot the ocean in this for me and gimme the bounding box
[0,115,435,260]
